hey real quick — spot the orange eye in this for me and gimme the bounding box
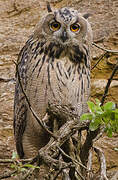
[50,21,61,31]
[70,24,80,32]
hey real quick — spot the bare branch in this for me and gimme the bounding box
[91,52,108,70]
[57,146,87,170]
[92,43,118,54]
[92,126,105,143]
[75,169,85,180]
[87,148,93,180]
[101,61,118,105]
[0,158,32,164]
[0,77,15,83]
[53,163,72,180]
[20,168,36,180]
[0,170,17,179]
[93,37,105,43]
[37,118,89,170]
[80,128,100,167]
[94,146,108,180]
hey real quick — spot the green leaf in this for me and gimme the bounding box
[107,129,113,137]
[12,151,18,159]
[102,115,110,123]
[95,98,101,106]
[80,113,93,121]
[87,101,96,113]
[105,126,113,137]
[89,119,100,131]
[115,109,118,113]
[115,112,118,120]
[21,168,26,172]
[104,102,116,111]
[95,106,103,114]
[23,164,40,169]
[11,164,16,169]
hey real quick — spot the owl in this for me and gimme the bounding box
[14,7,93,159]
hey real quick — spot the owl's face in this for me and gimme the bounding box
[41,7,90,47]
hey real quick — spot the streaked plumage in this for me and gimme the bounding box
[14,7,93,158]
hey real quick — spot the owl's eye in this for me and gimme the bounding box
[70,24,80,32]
[50,21,61,31]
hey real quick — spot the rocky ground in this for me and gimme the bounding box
[0,0,118,179]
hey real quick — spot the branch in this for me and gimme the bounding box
[92,125,105,143]
[57,146,86,179]
[57,146,87,170]
[0,170,17,179]
[80,128,100,167]
[53,163,72,180]
[0,158,32,164]
[86,146,108,180]
[91,52,107,70]
[86,149,93,180]
[94,146,108,180]
[0,77,15,83]
[92,42,118,105]
[101,61,118,105]
[92,43,118,54]
[38,117,89,169]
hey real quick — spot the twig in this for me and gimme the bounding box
[57,147,86,180]
[20,168,36,180]
[92,125,105,143]
[87,149,93,180]
[80,128,100,168]
[91,52,107,70]
[92,42,118,54]
[0,158,32,164]
[0,170,17,179]
[93,37,105,43]
[0,77,15,82]
[38,119,90,169]
[57,146,87,170]
[75,168,85,180]
[53,163,72,180]
[101,62,118,105]
[94,146,108,180]
[112,78,118,80]
[0,157,39,179]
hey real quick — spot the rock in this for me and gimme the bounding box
[92,79,118,89]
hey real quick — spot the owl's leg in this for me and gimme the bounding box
[22,113,51,158]
[22,128,50,158]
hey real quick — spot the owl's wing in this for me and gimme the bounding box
[14,36,33,158]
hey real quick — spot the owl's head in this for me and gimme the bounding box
[35,7,92,47]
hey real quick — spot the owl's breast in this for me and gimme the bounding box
[26,55,90,118]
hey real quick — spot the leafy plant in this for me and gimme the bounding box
[11,151,40,176]
[80,99,118,137]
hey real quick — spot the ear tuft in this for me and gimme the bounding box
[46,2,52,12]
[83,13,91,19]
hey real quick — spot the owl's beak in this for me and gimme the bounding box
[60,30,68,43]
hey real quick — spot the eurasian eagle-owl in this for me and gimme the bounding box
[14,7,93,158]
